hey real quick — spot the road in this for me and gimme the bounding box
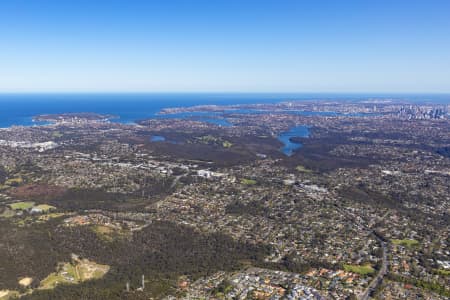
[359,239,388,300]
[358,212,391,300]
[170,174,183,189]
[333,205,389,300]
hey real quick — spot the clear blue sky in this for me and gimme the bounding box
[0,0,449,93]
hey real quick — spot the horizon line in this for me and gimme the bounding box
[0,91,449,95]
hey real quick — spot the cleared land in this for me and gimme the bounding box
[0,290,19,300]
[39,258,109,290]
[435,269,450,276]
[9,201,35,210]
[296,165,312,173]
[34,204,56,212]
[37,212,68,222]
[343,264,375,275]
[241,179,257,185]
[392,239,419,247]
[18,277,33,287]
[0,208,15,218]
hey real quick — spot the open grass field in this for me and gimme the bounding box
[92,225,130,242]
[241,178,257,185]
[9,201,35,210]
[343,264,375,275]
[37,212,69,222]
[92,225,116,241]
[435,269,450,276]
[52,131,63,138]
[39,272,66,290]
[78,259,110,280]
[5,177,23,186]
[392,239,419,247]
[0,208,15,218]
[296,165,312,173]
[39,259,110,290]
[222,140,233,148]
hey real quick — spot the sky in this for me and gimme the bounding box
[0,0,449,93]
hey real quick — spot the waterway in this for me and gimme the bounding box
[277,125,310,156]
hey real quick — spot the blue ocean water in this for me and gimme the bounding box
[1,93,447,156]
[0,93,448,128]
[0,93,450,128]
[0,93,313,127]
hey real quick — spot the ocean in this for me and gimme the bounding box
[0,93,309,127]
[0,93,448,128]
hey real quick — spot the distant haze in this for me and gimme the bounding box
[0,0,449,93]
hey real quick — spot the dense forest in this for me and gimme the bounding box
[1,218,270,299]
